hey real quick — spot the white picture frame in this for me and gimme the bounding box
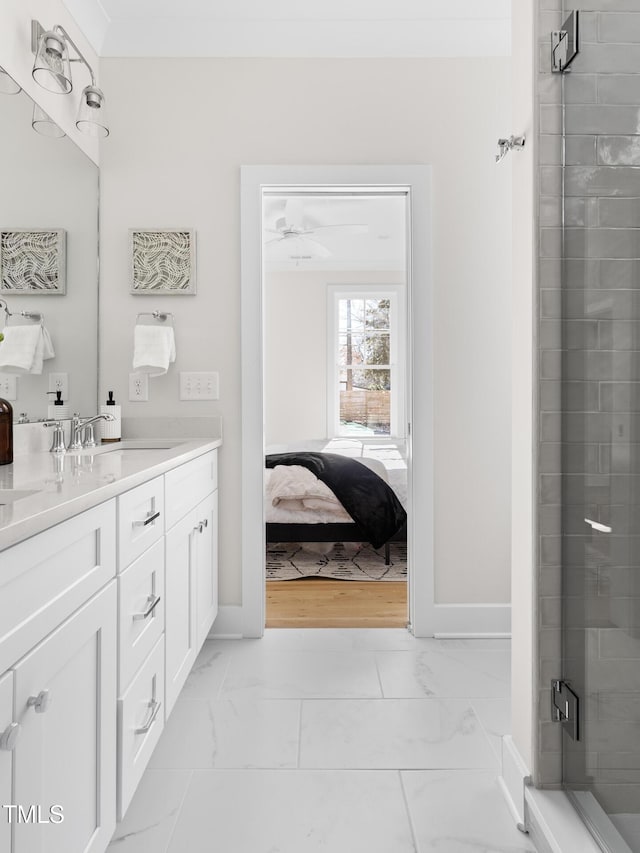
[129,228,196,295]
[0,228,66,294]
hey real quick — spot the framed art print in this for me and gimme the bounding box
[130,229,196,295]
[0,229,66,294]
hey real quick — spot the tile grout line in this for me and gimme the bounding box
[297,699,303,769]
[162,769,194,853]
[398,770,420,853]
[374,650,386,698]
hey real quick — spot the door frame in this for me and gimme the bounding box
[240,164,433,637]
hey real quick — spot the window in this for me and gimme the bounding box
[328,285,405,438]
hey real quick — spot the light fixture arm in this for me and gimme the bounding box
[31,20,96,87]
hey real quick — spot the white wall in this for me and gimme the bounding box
[510,0,536,772]
[0,0,99,163]
[265,269,404,445]
[99,57,512,608]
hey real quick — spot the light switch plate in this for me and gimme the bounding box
[180,371,219,400]
[128,372,149,401]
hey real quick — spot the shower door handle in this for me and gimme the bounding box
[584,518,612,534]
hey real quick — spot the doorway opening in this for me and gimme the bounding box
[262,190,409,628]
[240,165,434,639]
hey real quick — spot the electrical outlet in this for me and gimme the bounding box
[128,372,149,401]
[48,372,69,400]
[0,374,17,401]
[179,371,219,401]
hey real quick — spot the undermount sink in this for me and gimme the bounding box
[74,439,182,456]
[0,489,39,505]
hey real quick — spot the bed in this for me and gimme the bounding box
[265,451,407,566]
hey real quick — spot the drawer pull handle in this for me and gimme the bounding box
[0,722,20,751]
[193,518,209,534]
[135,698,161,735]
[27,689,51,714]
[585,518,612,534]
[132,594,162,621]
[134,510,161,528]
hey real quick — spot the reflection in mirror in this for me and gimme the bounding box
[0,73,98,423]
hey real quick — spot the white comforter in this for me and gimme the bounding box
[265,465,353,524]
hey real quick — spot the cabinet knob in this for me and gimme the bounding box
[0,722,20,751]
[27,689,51,714]
[193,518,209,534]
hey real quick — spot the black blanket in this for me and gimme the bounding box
[265,452,406,549]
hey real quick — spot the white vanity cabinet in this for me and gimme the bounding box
[0,502,118,853]
[0,441,220,852]
[13,583,116,853]
[165,451,218,716]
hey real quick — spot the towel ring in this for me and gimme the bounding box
[0,298,43,327]
[136,310,174,326]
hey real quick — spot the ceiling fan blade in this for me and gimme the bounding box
[309,224,368,235]
[299,237,332,258]
[264,237,283,245]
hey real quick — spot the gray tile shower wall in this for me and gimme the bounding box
[536,1,640,806]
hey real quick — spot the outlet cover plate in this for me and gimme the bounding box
[180,371,219,401]
[128,372,149,401]
[0,374,17,401]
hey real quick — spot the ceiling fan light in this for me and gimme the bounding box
[32,29,72,94]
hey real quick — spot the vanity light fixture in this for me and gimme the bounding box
[31,103,66,139]
[0,66,21,95]
[31,19,109,138]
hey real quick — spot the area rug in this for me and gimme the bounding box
[266,541,407,581]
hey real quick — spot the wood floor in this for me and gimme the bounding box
[265,579,408,628]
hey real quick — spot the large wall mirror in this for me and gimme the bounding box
[0,73,98,423]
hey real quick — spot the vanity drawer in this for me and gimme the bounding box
[0,501,116,674]
[117,635,165,820]
[165,450,217,529]
[117,476,164,570]
[118,538,165,693]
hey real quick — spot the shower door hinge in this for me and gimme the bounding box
[551,679,580,741]
[552,10,579,73]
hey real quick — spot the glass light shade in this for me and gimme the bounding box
[32,30,72,94]
[32,103,65,138]
[76,86,109,138]
[0,66,21,95]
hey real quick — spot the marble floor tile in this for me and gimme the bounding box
[257,627,418,651]
[402,769,537,852]
[167,769,416,853]
[376,646,511,699]
[149,697,300,769]
[220,649,382,699]
[177,639,235,699]
[106,769,192,853]
[470,698,512,762]
[299,698,498,769]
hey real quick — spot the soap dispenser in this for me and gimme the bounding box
[0,398,13,465]
[47,390,69,420]
[100,390,121,443]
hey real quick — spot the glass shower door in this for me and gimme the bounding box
[560,6,640,850]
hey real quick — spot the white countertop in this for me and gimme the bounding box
[0,438,222,552]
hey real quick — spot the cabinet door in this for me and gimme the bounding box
[193,491,218,650]
[0,670,14,853]
[165,510,198,717]
[13,582,117,853]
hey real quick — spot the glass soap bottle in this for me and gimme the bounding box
[0,398,13,465]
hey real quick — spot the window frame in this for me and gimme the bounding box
[327,283,406,439]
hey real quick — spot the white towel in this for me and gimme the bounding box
[0,324,56,374]
[132,325,176,376]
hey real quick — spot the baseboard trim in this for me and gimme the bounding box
[499,735,531,829]
[209,605,243,638]
[429,603,511,637]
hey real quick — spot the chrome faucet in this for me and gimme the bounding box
[69,413,115,451]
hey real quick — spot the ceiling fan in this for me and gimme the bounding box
[264,197,368,258]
